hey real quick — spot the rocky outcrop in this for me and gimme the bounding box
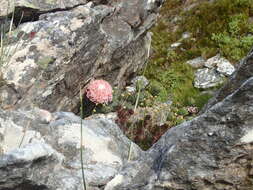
[2,62,253,190]
[1,0,253,189]
[104,50,253,189]
[0,108,143,189]
[0,0,164,112]
[203,48,253,111]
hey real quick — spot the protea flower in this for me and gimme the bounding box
[85,79,113,104]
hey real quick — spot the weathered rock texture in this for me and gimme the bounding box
[0,108,143,190]
[203,48,253,111]
[0,0,163,112]
[104,50,253,189]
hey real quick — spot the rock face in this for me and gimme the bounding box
[203,48,253,111]
[104,50,253,189]
[0,108,143,190]
[1,0,253,189]
[0,0,163,112]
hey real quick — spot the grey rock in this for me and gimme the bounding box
[186,56,205,68]
[204,54,235,76]
[105,53,253,189]
[182,32,191,39]
[216,58,235,76]
[0,0,164,112]
[194,68,224,89]
[0,108,143,189]
[204,54,223,68]
[170,42,181,48]
[202,47,253,112]
[0,0,88,17]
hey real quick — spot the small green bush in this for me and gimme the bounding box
[177,108,189,116]
[180,0,253,61]
[147,80,168,102]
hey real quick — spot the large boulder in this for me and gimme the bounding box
[104,51,253,189]
[0,0,164,112]
[0,108,143,189]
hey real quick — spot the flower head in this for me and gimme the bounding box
[85,79,113,104]
[187,106,198,114]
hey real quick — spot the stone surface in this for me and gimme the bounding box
[216,58,235,76]
[0,0,164,112]
[0,0,88,17]
[203,47,253,112]
[204,54,235,76]
[194,68,224,89]
[204,54,223,68]
[0,108,143,189]
[104,52,253,190]
[182,31,191,39]
[186,56,205,68]
[170,42,181,48]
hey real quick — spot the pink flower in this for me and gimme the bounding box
[187,106,198,114]
[85,79,113,104]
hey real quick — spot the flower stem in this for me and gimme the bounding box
[80,87,87,190]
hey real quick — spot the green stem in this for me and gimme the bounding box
[128,60,149,161]
[80,88,87,190]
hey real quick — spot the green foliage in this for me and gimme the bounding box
[180,0,253,61]
[146,61,209,108]
[147,80,168,102]
[145,0,253,111]
[177,108,189,116]
[211,13,253,61]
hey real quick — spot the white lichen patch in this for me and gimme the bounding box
[6,142,54,162]
[42,87,53,98]
[19,22,38,34]
[70,18,84,31]
[3,49,38,85]
[60,25,71,34]
[0,90,8,100]
[57,123,122,165]
[240,129,253,143]
[104,174,124,190]
[0,118,42,153]
[36,39,57,57]
[147,0,156,4]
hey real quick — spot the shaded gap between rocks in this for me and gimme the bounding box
[2,3,88,26]
[3,181,49,190]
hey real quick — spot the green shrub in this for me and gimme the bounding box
[177,108,189,116]
[180,0,253,61]
[147,80,168,102]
